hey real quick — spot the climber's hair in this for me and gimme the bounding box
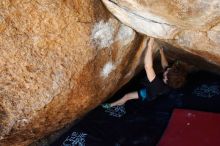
[166,61,187,89]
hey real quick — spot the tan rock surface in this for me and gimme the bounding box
[102,0,220,66]
[0,0,144,145]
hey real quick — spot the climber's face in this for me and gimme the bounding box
[163,68,171,84]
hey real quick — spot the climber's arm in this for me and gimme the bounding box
[144,38,156,82]
[160,47,169,69]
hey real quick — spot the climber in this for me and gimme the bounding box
[102,37,187,108]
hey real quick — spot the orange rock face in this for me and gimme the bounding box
[0,0,144,145]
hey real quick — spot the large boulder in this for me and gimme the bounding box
[102,0,220,66]
[0,0,144,145]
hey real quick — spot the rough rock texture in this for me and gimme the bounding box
[0,0,144,145]
[102,0,220,66]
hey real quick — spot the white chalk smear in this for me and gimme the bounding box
[116,24,135,45]
[101,62,116,78]
[17,118,29,127]
[91,19,115,49]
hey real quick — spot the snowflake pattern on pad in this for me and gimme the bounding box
[62,132,87,146]
[193,84,220,98]
[105,105,126,118]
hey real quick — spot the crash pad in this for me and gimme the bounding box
[158,109,220,146]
